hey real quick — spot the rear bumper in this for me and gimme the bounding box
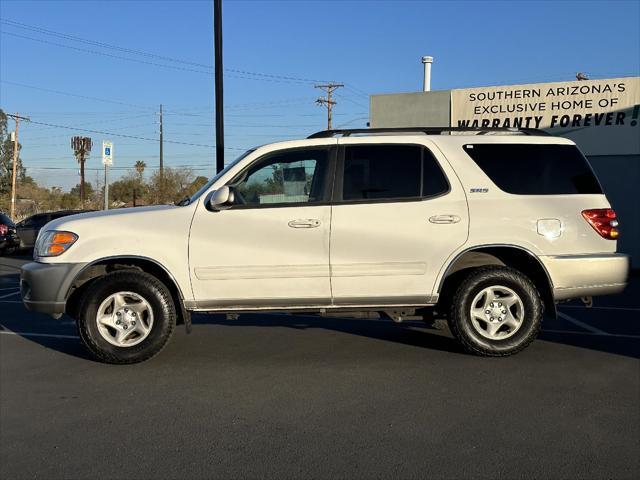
[540,253,629,301]
[20,261,86,315]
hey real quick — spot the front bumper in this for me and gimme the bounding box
[539,253,630,301]
[20,261,86,315]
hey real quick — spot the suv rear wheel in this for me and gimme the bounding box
[448,267,542,356]
[77,270,176,364]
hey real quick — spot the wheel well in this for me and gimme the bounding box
[65,258,187,325]
[437,247,555,318]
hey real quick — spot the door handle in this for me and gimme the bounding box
[288,219,321,228]
[429,214,461,224]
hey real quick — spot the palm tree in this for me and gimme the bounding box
[134,160,146,180]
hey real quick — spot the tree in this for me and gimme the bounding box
[109,175,142,204]
[146,167,196,204]
[135,160,146,180]
[70,182,94,201]
[60,193,80,210]
[185,176,208,197]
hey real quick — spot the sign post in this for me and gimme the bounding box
[102,141,113,210]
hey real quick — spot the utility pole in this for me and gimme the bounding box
[7,113,29,220]
[214,0,225,173]
[71,136,92,208]
[159,104,164,202]
[315,83,344,130]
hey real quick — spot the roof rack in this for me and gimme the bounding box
[307,127,550,138]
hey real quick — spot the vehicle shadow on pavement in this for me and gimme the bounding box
[5,310,639,362]
[194,313,640,359]
[2,330,95,362]
[192,313,467,355]
[538,330,640,359]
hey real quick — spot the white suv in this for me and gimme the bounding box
[20,127,629,363]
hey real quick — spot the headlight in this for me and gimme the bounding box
[36,231,78,257]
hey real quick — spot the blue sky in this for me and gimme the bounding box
[1,0,639,189]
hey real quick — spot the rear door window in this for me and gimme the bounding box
[463,143,602,195]
[341,145,449,201]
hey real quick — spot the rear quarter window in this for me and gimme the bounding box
[463,143,602,195]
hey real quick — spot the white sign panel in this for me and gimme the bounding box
[102,140,113,166]
[451,77,640,156]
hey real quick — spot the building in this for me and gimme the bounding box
[370,76,640,267]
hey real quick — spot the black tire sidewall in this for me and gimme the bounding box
[78,271,175,363]
[451,268,542,355]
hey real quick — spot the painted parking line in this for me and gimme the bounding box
[3,326,636,341]
[559,305,640,312]
[0,291,19,299]
[557,311,610,335]
[0,325,79,340]
[0,286,20,291]
[0,300,22,304]
[542,329,640,339]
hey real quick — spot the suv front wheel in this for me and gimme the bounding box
[448,267,543,356]
[77,271,176,364]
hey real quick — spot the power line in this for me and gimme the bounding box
[25,153,220,161]
[1,18,214,68]
[2,31,216,75]
[2,80,319,114]
[344,84,370,99]
[24,119,248,150]
[335,116,369,129]
[25,122,158,142]
[24,166,213,172]
[25,114,154,132]
[335,93,368,109]
[1,80,155,110]
[2,28,329,84]
[168,123,321,128]
[2,18,332,84]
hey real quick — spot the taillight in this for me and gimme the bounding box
[582,208,619,240]
[0,224,7,235]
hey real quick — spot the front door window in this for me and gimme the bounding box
[233,149,329,207]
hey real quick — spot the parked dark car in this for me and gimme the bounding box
[0,212,20,255]
[16,210,92,249]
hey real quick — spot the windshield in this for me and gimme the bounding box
[187,149,255,204]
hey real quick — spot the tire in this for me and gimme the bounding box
[77,270,176,364]
[447,266,543,357]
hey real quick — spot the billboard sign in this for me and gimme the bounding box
[451,77,640,155]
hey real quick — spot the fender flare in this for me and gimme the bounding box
[435,243,556,318]
[65,255,192,332]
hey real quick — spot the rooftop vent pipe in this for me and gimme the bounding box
[422,56,433,92]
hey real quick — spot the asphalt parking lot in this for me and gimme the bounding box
[1,255,638,479]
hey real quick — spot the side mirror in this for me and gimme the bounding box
[208,186,235,211]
